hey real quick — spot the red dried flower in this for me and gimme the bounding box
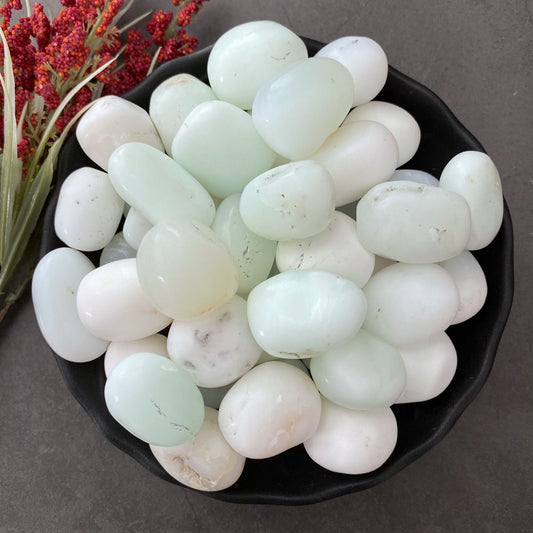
[95,0,124,37]
[147,11,174,46]
[30,3,51,51]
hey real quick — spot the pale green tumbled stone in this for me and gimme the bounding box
[252,57,354,159]
[99,232,136,266]
[310,329,406,410]
[247,270,367,358]
[239,160,335,241]
[150,73,217,153]
[104,352,204,446]
[108,142,215,227]
[207,20,308,110]
[212,194,276,296]
[171,100,276,199]
[136,220,238,319]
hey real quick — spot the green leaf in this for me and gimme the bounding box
[0,29,21,268]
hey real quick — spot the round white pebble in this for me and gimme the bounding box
[150,407,245,491]
[304,397,397,475]
[218,361,321,459]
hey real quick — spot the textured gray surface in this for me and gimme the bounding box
[1,1,532,532]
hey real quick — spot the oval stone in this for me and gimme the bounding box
[167,295,262,387]
[212,193,276,296]
[252,57,354,159]
[218,361,321,459]
[149,73,217,153]
[356,180,472,263]
[104,353,204,446]
[304,398,397,474]
[150,407,245,491]
[247,270,367,358]
[76,95,163,170]
[32,248,109,362]
[343,101,420,166]
[311,120,398,206]
[363,263,459,345]
[76,258,172,341]
[311,329,406,410]
[54,167,124,252]
[171,100,276,199]
[439,151,503,250]
[136,220,238,319]
[240,160,335,241]
[99,232,136,266]
[276,211,375,287]
[123,207,152,250]
[316,36,388,107]
[108,142,215,227]
[390,168,439,187]
[207,20,308,110]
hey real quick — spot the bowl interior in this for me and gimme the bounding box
[40,38,514,505]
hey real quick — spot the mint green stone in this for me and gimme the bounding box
[310,329,406,410]
[171,100,276,199]
[104,352,205,446]
[212,194,276,296]
[108,142,215,227]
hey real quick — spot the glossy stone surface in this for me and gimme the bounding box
[207,20,307,109]
[356,180,471,263]
[76,96,164,170]
[171,100,276,198]
[252,58,353,159]
[99,232,136,266]
[76,258,172,341]
[54,167,124,252]
[247,270,367,358]
[123,207,152,250]
[239,160,335,241]
[104,353,204,446]
[108,142,215,227]
[136,220,238,319]
[32,248,109,362]
[218,361,321,459]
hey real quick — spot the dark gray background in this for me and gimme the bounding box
[1,1,532,532]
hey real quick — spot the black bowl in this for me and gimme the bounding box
[40,37,514,504]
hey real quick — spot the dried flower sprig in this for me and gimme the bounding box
[0,0,211,323]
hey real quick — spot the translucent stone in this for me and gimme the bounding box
[150,407,245,491]
[171,100,276,199]
[316,36,388,107]
[218,361,321,459]
[99,232,136,266]
[207,20,308,110]
[363,263,459,345]
[255,351,309,373]
[390,168,439,187]
[396,333,457,403]
[149,73,216,153]
[123,207,152,250]
[276,211,375,287]
[76,258,172,341]
[167,295,262,387]
[108,142,215,227]
[356,180,471,263]
[239,160,335,241]
[104,353,204,446]
[310,329,405,409]
[304,398,397,474]
[440,250,488,324]
[54,167,124,252]
[252,58,354,159]
[104,333,169,377]
[32,248,109,362]
[439,151,503,250]
[343,101,420,166]
[247,270,367,358]
[211,193,276,296]
[76,95,163,170]
[310,120,398,206]
[136,220,238,319]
